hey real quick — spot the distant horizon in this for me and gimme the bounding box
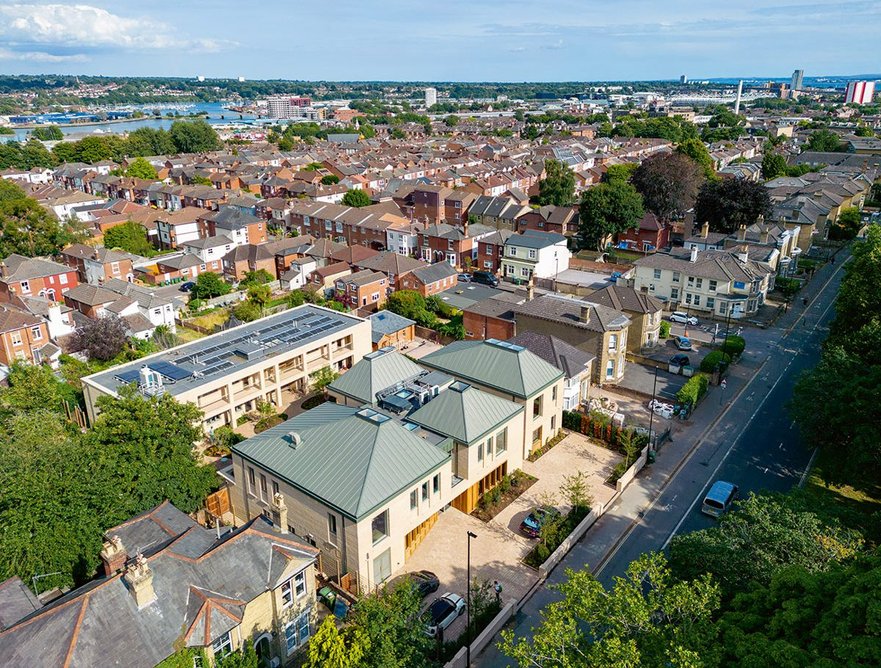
[0,2,878,81]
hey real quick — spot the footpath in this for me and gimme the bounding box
[474,251,848,667]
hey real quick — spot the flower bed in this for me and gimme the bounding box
[524,505,590,568]
[471,470,537,522]
[527,429,566,462]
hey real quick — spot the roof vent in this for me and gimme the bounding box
[287,432,302,448]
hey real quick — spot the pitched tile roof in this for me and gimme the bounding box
[507,332,595,380]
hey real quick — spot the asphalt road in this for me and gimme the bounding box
[478,256,847,666]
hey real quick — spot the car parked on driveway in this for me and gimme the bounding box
[457,273,472,283]
[424,592,466,637]
[179,281,195,293]
[673,335,693,351]
[519,506,561,538]
[386,570,440,598]
[669,311,698,326]
[670,353,691,367]
[471,271,499,287]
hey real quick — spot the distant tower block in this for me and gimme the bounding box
[734,80,744,115]
[791,69,804,91]
[680,74,688,84]
[425,87,437,109]
[197,75,205,82]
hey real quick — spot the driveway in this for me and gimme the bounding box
[399,432,621,640]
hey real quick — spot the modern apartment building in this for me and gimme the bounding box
[81,305,371,430]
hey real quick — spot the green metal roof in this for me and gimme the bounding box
[327,348,424,404]
[419,339,563,399]
[408,382,523,444]
[233,403,450,521]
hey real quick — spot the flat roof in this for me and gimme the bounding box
[84,304,364,398]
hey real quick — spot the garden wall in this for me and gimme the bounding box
[445,603,515,668]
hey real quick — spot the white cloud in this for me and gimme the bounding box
[0,47,88,62]
[0,4,229,53]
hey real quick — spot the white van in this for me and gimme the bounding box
[701,480,739,518]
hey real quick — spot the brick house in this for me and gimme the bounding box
[155,207,209,250]
[0,254,79,304]
[223,244,277,281]
[616,212,670,252]
[60,244,135,284]
[0,306,52,366]
[399,262,458,297]
[516,205,579,237]
[335,269,388,310]
[476,230,514,274]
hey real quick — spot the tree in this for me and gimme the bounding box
[125,157,158,180]
[246,283,272,309]
[444,115,460,127]
[499,552,721,667]
[829,226,881,340]
[0,195,71,257]
[287,290,306,308]
[342,189,372,208]
[190,174,213,186]
[676,138,716,179]
[669,493,863,597]
[169,119,221,153]
[537,159,576,206]
[694,178,772,233]
[828,206,862,240]
[239,269,274,287]
[231,300,262,322]
[806,129,843,152]
[191,272,231,299]
[73,315,129,361]
[304,617,369,668]
[761,152,788,180]
[103,220,154,256]
[631,152,704,220]
[309,366,339,393]
[124,127,176,156]
[602,163,638,185]
[578,181,645,250]
[321,174,340,185]
[31,125,63,141]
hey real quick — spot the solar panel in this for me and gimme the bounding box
[150,361,192,382]
[115,369,141,384]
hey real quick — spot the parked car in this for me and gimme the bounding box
[701,480,739,518]
[179,281,195,293]
[519,506,561,539]
[648,399,675,419]
[673,336,693,351]
[471,271,499,287]
[424,592,466,637]
[457,273,472,283]
[386,570,440,598]
[670,353,691,367]
[669,311,698,326]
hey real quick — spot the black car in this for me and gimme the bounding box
[179,281,195,293]
[670,353,690,367]
[471,271,499,287]
[386,570,440,598]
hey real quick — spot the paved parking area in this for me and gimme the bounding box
[400,432,621,640]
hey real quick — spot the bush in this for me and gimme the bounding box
[722,335,745,356]
[659,320,671,338]
[562,410,582,431]
[700,350,732,373]
[187,298,204,312]
[676,373,710,407]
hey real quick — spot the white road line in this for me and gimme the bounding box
[799,447,819,488]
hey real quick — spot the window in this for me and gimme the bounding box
[693,295,701,306]
[281,571,307,609]
[328,513,337,536]
[719,302,728,314]
[528,249,536,259]
[284,611,310,655]
[294,570,307,598]
[371,510,388,544]
[551,416,556,431]
[211,632,232,659]
[608,334,618,351]
[508,247,517,257]
[272,480,280,496]
[10,331,22,346]
[410,489,418,510]
[247,467,256,495]
[695,278,703,289]
[421,481,429,501]
[111,262,120,274]
[520,267,530,278]
[709,280,717,292]
[483,261,493,269]
[31,326,42,341]
[734,281,746,290]
[477,442,484,462]
[259,474,267,500]
[19,280,30,293]
[706,297,715,309]
[672,271,680,283]
[532,395,543,418]
[495,428,507,454]
[685,293,693,305]
[687,276,694,287]
[371,292,380,302]
[653,269,662,279]
[552,385,558,402]
[605,360,614,379]
[671,287,679,300]
[433,473,440,494]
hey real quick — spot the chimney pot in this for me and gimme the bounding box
[526,278,534,302]
[100,534,127,576]
[580,304,591,323]
[123,553,156,609]
[700,222,709,239]
[271,492,289,534]
[737,225,747,241]
[690,246,699,263]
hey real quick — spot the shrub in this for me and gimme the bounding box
[562,410,582,431]
[700,350,732,373]
[676,373,710,407]
[722,335,745,356]
[188,298,204,312]
[659,320,671,338]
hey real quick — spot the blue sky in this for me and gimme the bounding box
[0,0,877,81]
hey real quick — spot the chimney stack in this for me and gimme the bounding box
[580,304,591,324]
[690,246,699,263]
[463,219,469,238]
[0,262,6,278]
[100,535,127,576]
[270,492,289,534]
[700,222,709,239]
[759,226,770,244]
[526,278,534,302]
[737,244,750,263]
[123,554,156,609]
[737,225,747,242]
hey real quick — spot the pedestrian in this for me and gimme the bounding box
[493,580,503,603]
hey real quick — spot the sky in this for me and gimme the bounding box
[0,0,877,82]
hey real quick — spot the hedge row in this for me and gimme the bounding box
[676,373,710,407]
[700,350,732,373]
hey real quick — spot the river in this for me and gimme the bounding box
[2,102,259,143]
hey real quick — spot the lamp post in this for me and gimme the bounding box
[647,363,660,451]
[466,530,477,667]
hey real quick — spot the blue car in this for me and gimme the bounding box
[519,506,561,539]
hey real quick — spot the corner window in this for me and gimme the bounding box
[608,334,618,351]
[371,510,389,545]
[211,632,232,659]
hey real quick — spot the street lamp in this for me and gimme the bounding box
[466,530,478,667]
[647,363,660,452]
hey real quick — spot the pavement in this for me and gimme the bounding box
[476,252,849,666]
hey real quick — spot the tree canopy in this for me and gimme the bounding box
[73,315,130,361]
[631,152,704,220]
[342,189,372,208]
[192,272,232,299]
[125,157,159,180]
[675,138,716,179]
[694,178,772,233]
[578,180,645,250]
[761,152,788,180]
[537,159,576,206]
[0,187,71,257]
[103,220,154,256]
[169,119,221,153]
[806,129,844,152]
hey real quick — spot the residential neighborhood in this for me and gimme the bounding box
[0,11,880,667]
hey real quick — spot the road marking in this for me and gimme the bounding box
[790,420,795,430]
[778,442,784,449]
[799,448,819,488]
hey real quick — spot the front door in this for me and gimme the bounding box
[254,634,272,668]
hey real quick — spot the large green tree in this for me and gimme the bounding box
[669,493,863,597]
[694,178,772,233]
[537,158,576,206]
[0,191,71,257]
[631,152,704,220]
[761,152,788,180]
[341,189,372,208]
[125,157,159,180]
[806,129,844,152]
[578,180,645,250]
[828,206,862,240]
[499,552,721,667]
[169,119,221,153]
[676,138,716,179]
[104,220,154,256]
[192,272,232,299]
